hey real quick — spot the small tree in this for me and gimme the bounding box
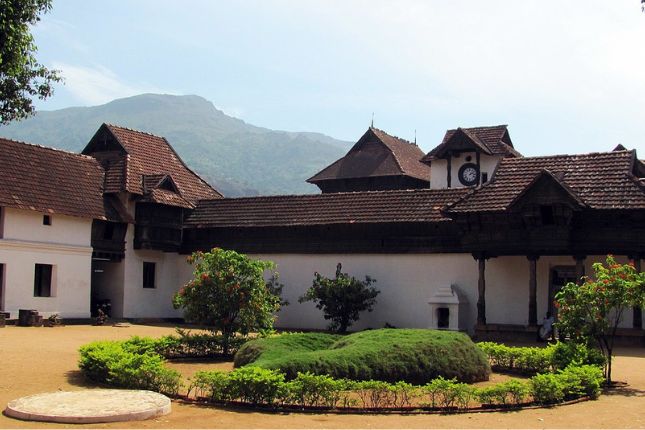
[299,263,379,333]
[555,256,645,384]
[172,248,283,355]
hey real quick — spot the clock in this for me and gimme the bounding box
[458,163,479,186]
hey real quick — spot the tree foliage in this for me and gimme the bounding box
[0,0,62,124]
[555,256,645,383]
[172,248,284,355]
[299,263,379,333]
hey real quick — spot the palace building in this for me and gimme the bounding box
[0,123,643,341]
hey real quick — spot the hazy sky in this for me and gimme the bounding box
[32,0,645,155]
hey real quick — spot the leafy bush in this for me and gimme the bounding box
[191,370,231,402]
[298,263,379,333]
[478,341,604,375]
[173,249,284,355]
[78,340,181,395]
[423,376,473,409]
[287,372,350,408]
[530,373,565,404]
[235,329,491,384]
[79,341,127,382]
[550,342,606,371]
[555,256,645,383]
[477,379,530,406]
[558,365,604,398]
[227,367,286,405]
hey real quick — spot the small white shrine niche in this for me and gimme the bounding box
[428,285,468,331]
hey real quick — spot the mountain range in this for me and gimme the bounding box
[0,94,352,196]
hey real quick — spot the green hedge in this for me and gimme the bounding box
[79,333,604,412]
[477,341,605,375]
[234,329,491,384]
[190,364,604,409]
[78,340,181,395]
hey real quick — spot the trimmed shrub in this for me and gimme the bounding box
[530,373,565,404]
[78,340,181,395]
[235,329,491,384]
[550,342,606,371]
[191,370,231,402]
[478,341,605,375]
[226,367,286,405]
[287,372,351,408]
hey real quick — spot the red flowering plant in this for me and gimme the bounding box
[172,248,284,355]
[555,256,645,384]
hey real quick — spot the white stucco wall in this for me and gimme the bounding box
[244,253,637,333]
[0,208,93,318]
[119,225,189,318]
[2,208,92,246]
[430,153,501,189]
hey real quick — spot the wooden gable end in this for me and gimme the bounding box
[81,124,126,156]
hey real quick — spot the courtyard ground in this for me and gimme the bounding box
[0,324,643,429]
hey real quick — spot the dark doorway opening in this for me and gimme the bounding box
[548,266,577,316]
[437,307,450,329]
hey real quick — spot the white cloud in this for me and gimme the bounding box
[52,62,171,106]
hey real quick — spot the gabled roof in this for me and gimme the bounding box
[82,124,222,205]
[422,125,521,161]
[445,150,645,213]
[0,137,110,220]
[307,127,430,183]
[185,188,469,228]
[507,169,588,210]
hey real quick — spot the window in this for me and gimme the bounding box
[103,223,115,240]
[540,205,555,225]
[43,215,52,226]
[34,264,53,297]
[143,262,156,289]
[482,172,489,183]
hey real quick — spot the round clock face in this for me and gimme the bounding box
[458,163,479,186]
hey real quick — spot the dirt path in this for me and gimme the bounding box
[0,324,643,428]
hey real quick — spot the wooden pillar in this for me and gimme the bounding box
[574,255,586,285]
[476,255,487,325]
[631,256,642,329]
[447,152,452,188]
[528,255,539,326]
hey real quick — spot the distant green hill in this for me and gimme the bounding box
[0,94,352,196]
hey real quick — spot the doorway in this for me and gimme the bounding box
[548,266,577,316]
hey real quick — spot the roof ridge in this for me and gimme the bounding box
[370,126,416,146]
[105,123,167,140]
[196,187,466,204]
[500,149,634,163]
[0,137,98,161]
[446,124,508,133]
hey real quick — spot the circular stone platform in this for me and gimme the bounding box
[5,390,171,424]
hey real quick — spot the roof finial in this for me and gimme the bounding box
[414,129,417,146]
[371,112,374,128]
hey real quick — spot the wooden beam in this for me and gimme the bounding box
[528,255,539,326]
[477,256,486,325]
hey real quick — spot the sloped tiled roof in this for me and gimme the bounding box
[422,125,521,161]
[83,124,222,205]
[185,188,469,228]
[446,150,645,213]
[0,138,109,220]
[139,188,194,209]
[307,127,430,183]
